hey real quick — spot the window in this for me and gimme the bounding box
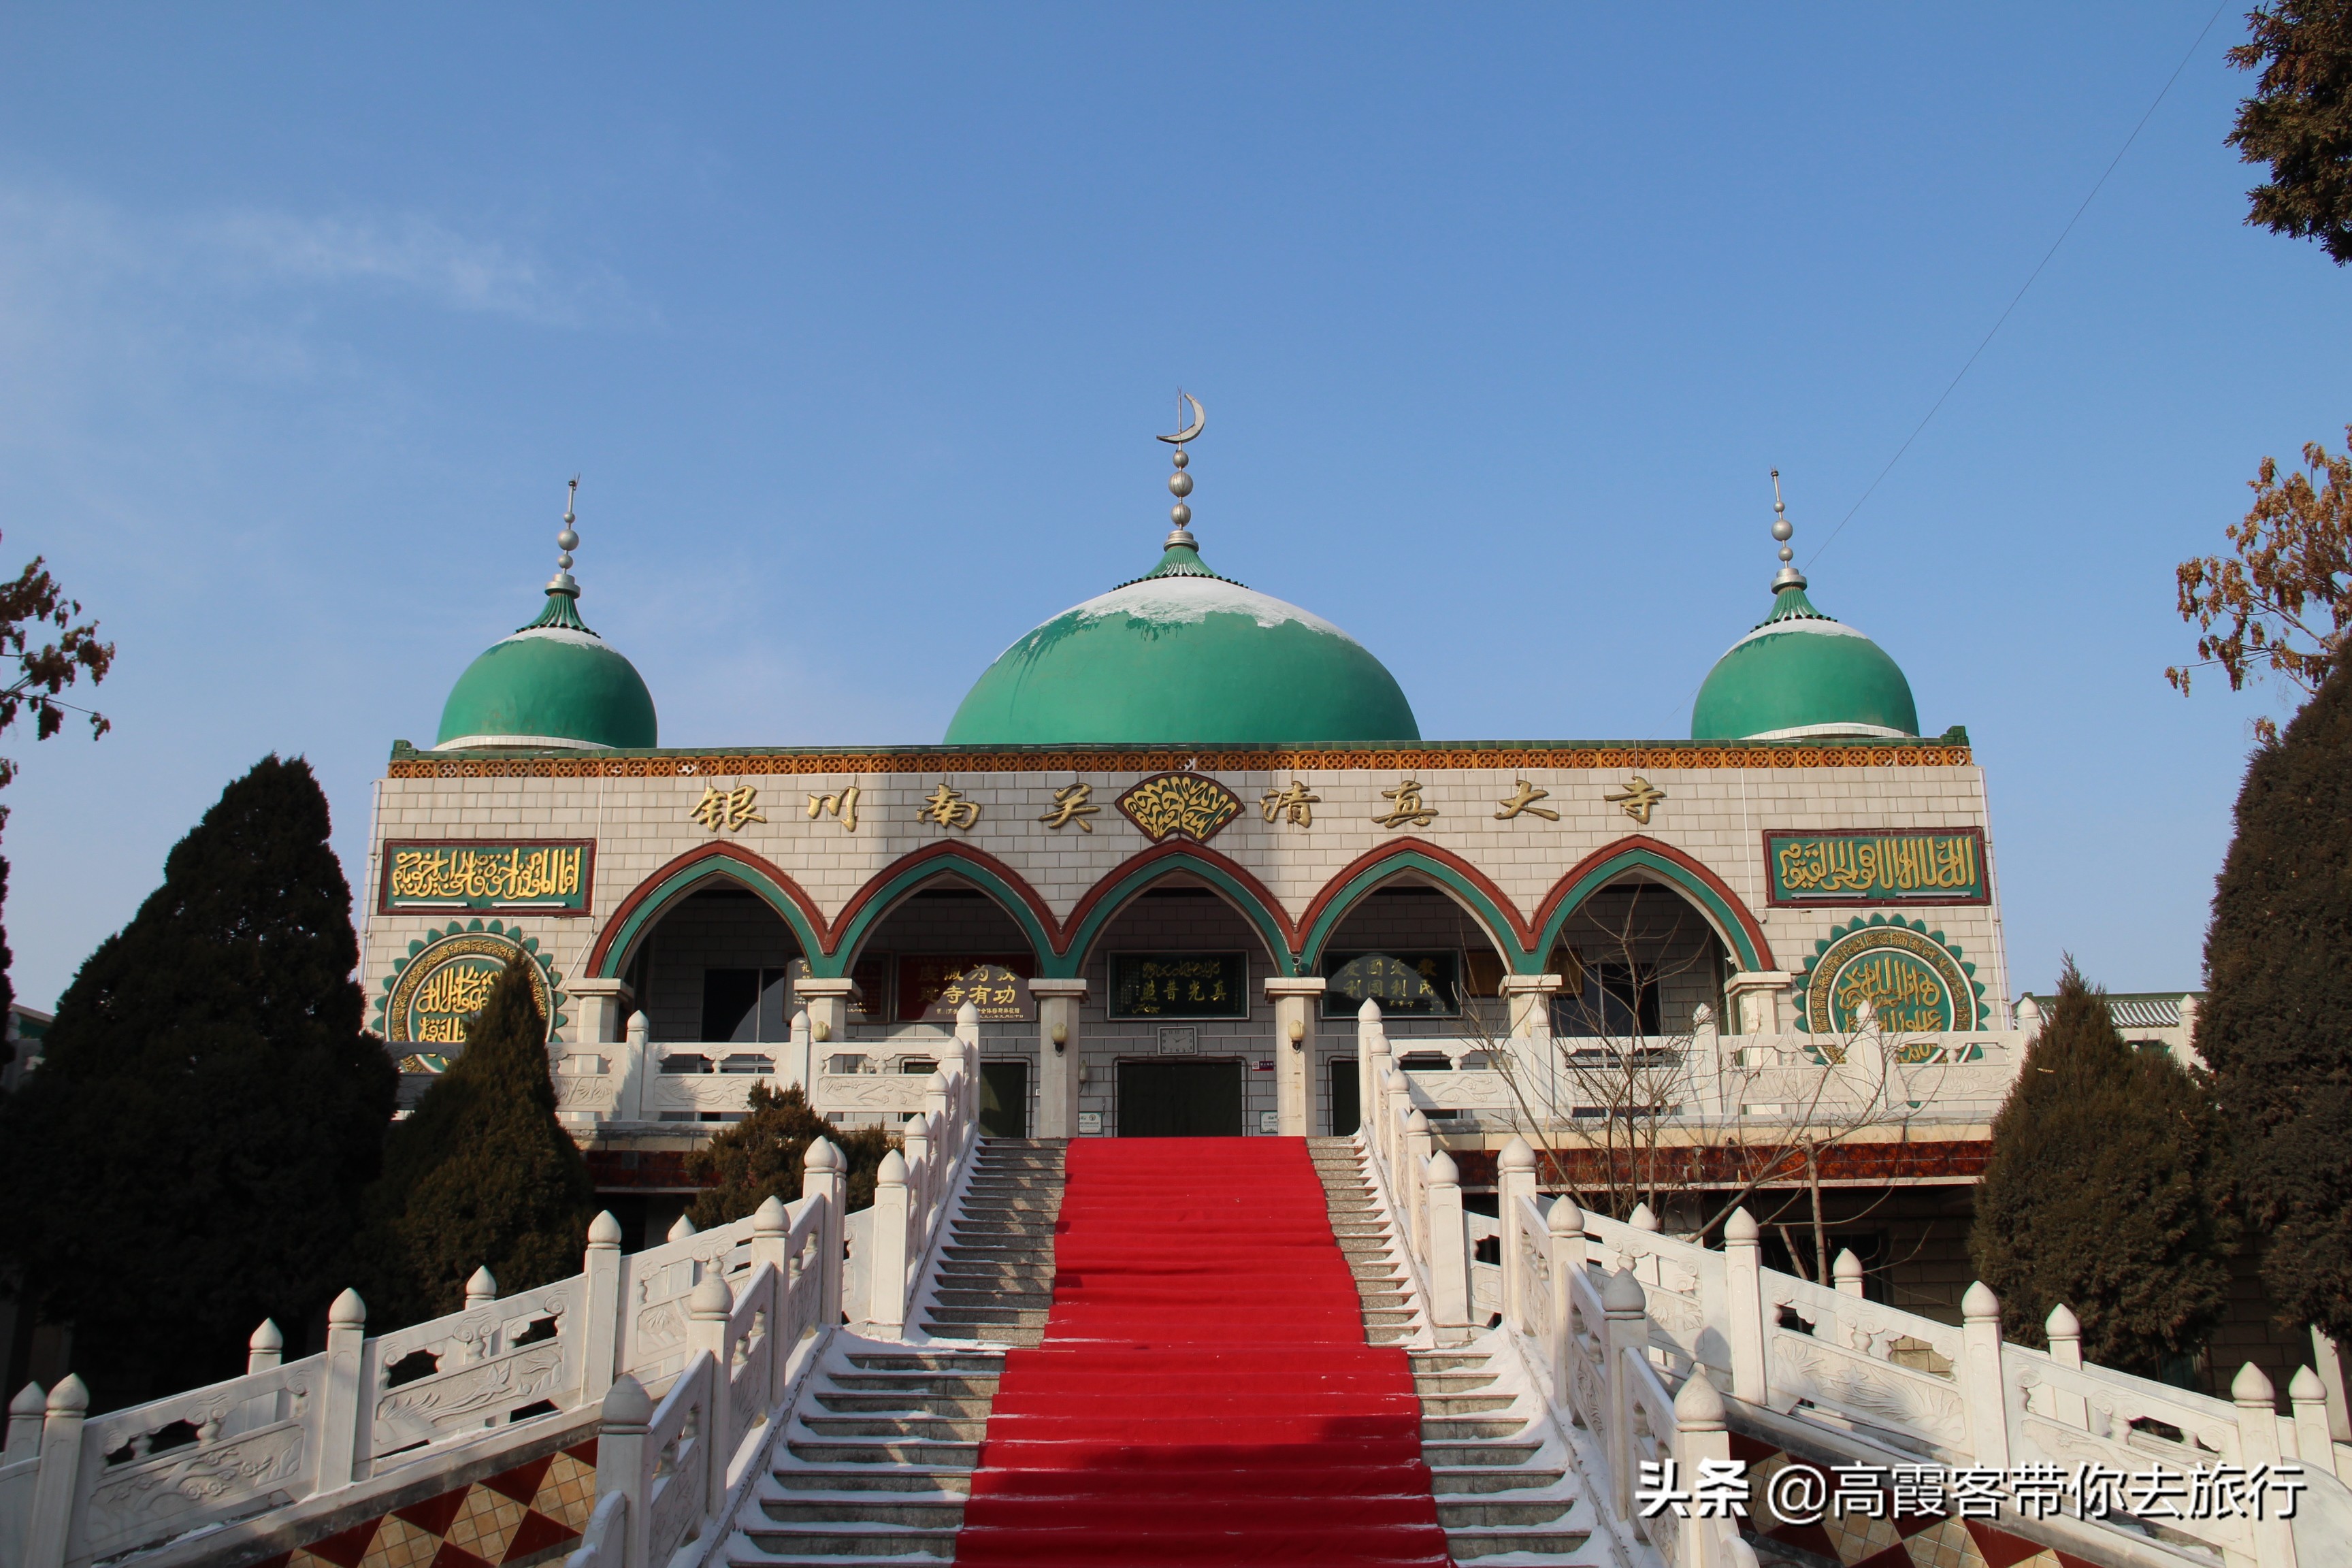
[702,967,793,1043]
[1552,960,1661,1038]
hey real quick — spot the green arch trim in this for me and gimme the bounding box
[1054,845,1303,978]
[1296,840,1531,973]
[588,843,827,979]
[817,847,1059,980]
[1529,838,1771,974]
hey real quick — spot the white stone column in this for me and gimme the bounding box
[796,977,860,1080]
[1264,977,1326,1137]
[1032,979,1088,1140]
[1499,973,1564,1040]
[569,977,636,1045]
[1724,971,1795,1034]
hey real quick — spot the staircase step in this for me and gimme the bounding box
[738,1526,960,1559]
[1421,1440,1547,1468]
[811,1392,994,1417]
[799,1415,987,1441]
[760,1499,966,1528]
[785,1439,983,1466]
[770,1469,976,1494]
[1430,1467,1569,1494]
[1446,1529,1594,1559]
[1437,1499,1582,1528]
[1422,1417,1526,1441]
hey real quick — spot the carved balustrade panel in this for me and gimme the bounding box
[813,1074,929,1116]
[1765,1326,1968,1452]
[619,1220,758,1388]
[76,1355,327,1563]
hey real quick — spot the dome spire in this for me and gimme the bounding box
[1156,391,1205,551]
[1769,468,1806,594]
[523,476,594,635]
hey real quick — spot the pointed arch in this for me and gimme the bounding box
[1296,838,1533,972]
[1530,836,1773,974]
[587,842,828,979]
[817,844,1060,979]
[1056,842,1301,979]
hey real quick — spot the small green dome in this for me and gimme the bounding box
[436,587,657,751]
[1691,579,1918,741]
[944,542,1420,746]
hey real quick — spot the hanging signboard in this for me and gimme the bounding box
[1107,953,1250,1019]
[898,954,1036,1023]
[1320,951,1461,1019]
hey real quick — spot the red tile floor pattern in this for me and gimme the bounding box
[250,1440,598,1568]
[1733,1435,2100,1568]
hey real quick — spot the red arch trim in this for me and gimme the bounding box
[1296,837,1539,955]
[823,842,1066,958]
[1529,834,1775,973]
[585,840,832,977]
[1056,840,1303,958]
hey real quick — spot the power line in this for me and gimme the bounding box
[1806,1,2230,568]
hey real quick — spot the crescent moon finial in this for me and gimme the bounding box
[1157,391,1205,446]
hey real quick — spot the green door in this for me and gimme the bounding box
[1328,1057,1359,1136]
[1117,1059,1244,1137]
[980,1059,1030,1138]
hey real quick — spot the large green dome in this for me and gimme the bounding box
[436,587,657,751]
[944,542,1420,746]
[1691,578,1918,741]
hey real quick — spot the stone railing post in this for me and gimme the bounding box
[315,1288,368,1490]
[901,1112,930,1209]
[805,1140,847,1318]
[668,1213,698,1243]
[795,979,856,1062]
[1425,1149,1471,1333]
[953,1002,981,1131]
[789,1009,815,1099]
[867,1150,911,1333]
[465,1266,499,1313]
[1673,1369,1731,1568]
[4,1382,43,1460]
[1832,1250,1864,1298]
[687,1279,732,1517]
[594,1373,653,1568]
[616,1011,651,1122]
[1959,1281,2010,1468]
[24,1376,88,1568]
[2044,1303,2087,1426]
[1403,1111,1434,1258]
[247,1319,284,1373]
[1603,1270,1646,1520]
[751,1192,789,1378]
[1497,1137,1537,1330]
[1722,1209,1767,1406]
[2291,1365,2334,1469]
[1357,1000,1388,1147]
[1032,980,1087,1139]
[1547,1196,1584,1408]
[2234,1363,2299,1568]
[581,1211,624,1403]
[924,1071,951,1149]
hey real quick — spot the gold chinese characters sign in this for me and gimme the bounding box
[378,920,564,1047]
[379,841,593,914]
[1117,772,1243,843]
[1766,828,1988,906]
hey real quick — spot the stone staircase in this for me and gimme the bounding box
[917,1137,1066,1346]
[729,1139,1068,1566]
[1307,1135,1428,1345]
[736,1341,998,1565]
[1311,1138,1595,1564]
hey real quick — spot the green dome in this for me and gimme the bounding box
[1691,579,1918,741]
[944,542,1420,746]
[436,587,658,751]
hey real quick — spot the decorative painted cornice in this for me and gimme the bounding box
[388,730,1974,779]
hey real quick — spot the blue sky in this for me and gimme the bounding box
[0,4,2341,1011]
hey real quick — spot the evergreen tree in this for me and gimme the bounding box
[358,956,597,1328]
[2202,659,2352,1339]
[0,757,395,1404]
[1970,960,2234,1376]
[684,1083,896,1229]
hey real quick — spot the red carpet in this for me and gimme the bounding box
[954,1138,1452,1566]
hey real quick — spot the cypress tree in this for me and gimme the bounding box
[683,1083,896,1229]
[2201,659,2352,1339]
[0,756,395,1404]
[359,956,598,1328]
[1970,960,2234,1376]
